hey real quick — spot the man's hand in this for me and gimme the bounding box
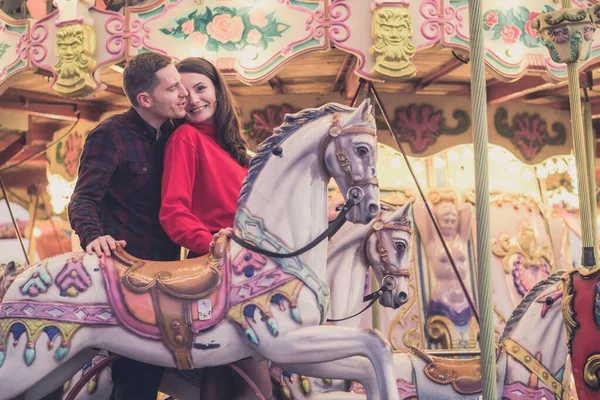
[86,235,126,257]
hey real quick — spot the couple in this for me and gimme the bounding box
[68,53,272,399]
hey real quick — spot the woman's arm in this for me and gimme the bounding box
[160,127,213,255]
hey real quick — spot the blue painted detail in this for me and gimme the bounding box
[555,366,564,383]
[24,347,35,366]
[235,208,331,323]
[56,345,69,361]
[291,307,301,323]
[0,350,5,368]
[595,281,600,327]
[43,326,61,342]
[243,266,255,278]
[271,294,284,305]
[60,290,67,297]
[243,304,257,318]
[282,370,293,379]
[244,253,252,261]
[244,326,259,345]
[10,323,26,341]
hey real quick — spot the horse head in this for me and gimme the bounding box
[321,99,380,224]
[0,261,24,301]
[363,202,413,309]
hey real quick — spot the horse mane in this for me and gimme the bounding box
[500,271,565,342]
[237,102,354,209]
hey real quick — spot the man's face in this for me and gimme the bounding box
[146,64,188,120]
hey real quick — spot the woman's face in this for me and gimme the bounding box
[181,72,217,125]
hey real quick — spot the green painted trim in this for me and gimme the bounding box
[138,5,165,20]
[291,0,319,10]
[7,60,25,75]
[7,25,26,34]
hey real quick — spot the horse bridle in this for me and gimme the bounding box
[327,211,413,323]
[233,111,379,258]
[319,112,379,204]
[361,212,413,286]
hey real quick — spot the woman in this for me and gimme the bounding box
[160,57,272,400]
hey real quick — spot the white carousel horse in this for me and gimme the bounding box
[0,100,402,400]
[282,271,574,400]
[61,202,415,400]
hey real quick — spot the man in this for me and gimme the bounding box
[68,52,188,400]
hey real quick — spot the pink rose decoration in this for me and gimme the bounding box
[246,29,262,45]
[484,11,498,29]
[207,14,244,44]
[249,9,268,28]
[525,12,540,38]
[182,20,194,35]
[189,32,209,48]
[501,25,522,44]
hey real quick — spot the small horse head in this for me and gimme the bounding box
[363,202,413,309]
[322,98,379,224]
[0,261,24,301]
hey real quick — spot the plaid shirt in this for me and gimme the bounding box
[68,108,180,261]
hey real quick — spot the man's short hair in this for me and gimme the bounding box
[122,53,172,107]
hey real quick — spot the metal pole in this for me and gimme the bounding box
[560,0,595,267]
[0,174,30,266]
[584,95,598,261]
[368,82,480,324]
[467,0,497,396]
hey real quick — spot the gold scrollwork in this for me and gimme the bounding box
[52,24,99,98]
[463,191,542,215]
[388,257,424,350]
[426,315,456,349]
[492,222,554,275]
[562,270,580,354]
[369,6,416,80]
[584,353,600,389]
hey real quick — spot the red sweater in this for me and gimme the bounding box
[160,123,248,255]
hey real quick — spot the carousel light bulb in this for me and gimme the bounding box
[462,147,473,159]
[413,161,425,175]
[536,166,548,180]
[433,156,446,169]
[390,156,401,169]
[447,149,460,163]
[546,160,557,175]
[33,228,42,238]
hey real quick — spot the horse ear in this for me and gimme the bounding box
[4,261,16,276]
[351,98,373,123]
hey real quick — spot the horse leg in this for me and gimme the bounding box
[278,357,377,400]
[259,326,397,400]
[21,349,97,400]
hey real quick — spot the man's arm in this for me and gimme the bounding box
[68,127,122,255]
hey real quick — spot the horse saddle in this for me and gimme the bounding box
[411,346,482,395]
[105,235,230,370]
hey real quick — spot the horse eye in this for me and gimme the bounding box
[356,146,369,156]
[335,205,344,211]
[394,242,406,252]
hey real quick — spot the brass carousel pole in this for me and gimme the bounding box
[466,0,497,397]
[533,4,596,267]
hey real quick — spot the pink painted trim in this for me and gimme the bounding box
[372,1,410,7]
[503,382,554,400]
[0,301,117,324]
[0,22,30,80]
[30,9,58,71]
[55,17,84,27]
[229,268,295,306]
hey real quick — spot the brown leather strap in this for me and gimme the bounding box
[151,288,195,370]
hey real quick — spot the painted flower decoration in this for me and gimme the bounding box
[160,6,290,52]
[483,5,555,48]
[245,104,296,142]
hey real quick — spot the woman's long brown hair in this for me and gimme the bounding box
[176,57,250,167]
